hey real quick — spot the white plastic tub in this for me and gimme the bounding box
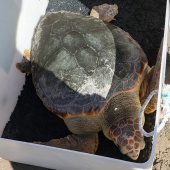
[0,0,169,169]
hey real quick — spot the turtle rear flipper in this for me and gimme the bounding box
[34,133,99,154]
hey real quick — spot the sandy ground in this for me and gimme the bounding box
[153,124,170,170]
[0,0,169,169]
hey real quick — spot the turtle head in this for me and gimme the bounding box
[109,117,145,160]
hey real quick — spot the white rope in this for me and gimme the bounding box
[139,85,170,137]
[139,90,158,137]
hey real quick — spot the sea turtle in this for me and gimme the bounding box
[16,4,162,160]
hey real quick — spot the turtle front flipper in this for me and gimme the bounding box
[90,4,118,22]
[34,133,99,154]
[16,49,31,74]
[140,39,163,113]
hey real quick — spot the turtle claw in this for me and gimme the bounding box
[23,49,31,61]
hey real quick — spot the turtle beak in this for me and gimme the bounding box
[126,150,140,160]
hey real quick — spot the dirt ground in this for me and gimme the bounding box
[1,0,169,169]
